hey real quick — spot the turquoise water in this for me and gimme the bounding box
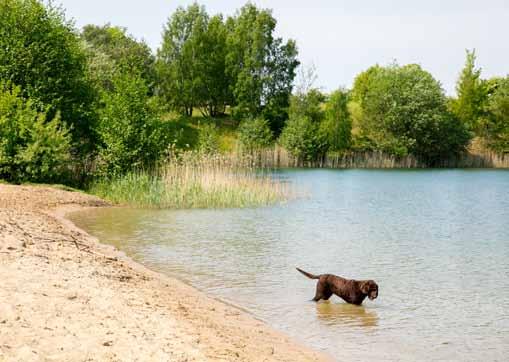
[71,169,509,361]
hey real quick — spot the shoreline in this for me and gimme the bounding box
[0,184,330,361]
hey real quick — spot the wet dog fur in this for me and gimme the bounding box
[296,267,378,305]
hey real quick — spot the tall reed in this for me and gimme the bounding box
[89,151,289,209]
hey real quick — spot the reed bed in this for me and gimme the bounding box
[240,146,509,169]
[89,151,289,209]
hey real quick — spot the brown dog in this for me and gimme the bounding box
[297,268,378,305]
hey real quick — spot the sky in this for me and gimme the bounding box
[57,0,509,95]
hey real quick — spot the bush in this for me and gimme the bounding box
[0,83,71,182]
[238,118,274,152]
[0,0,96,151]
[96,72,167,175]
[279,115,325,161]
[319,89,352,152]
[197,122,220,154]
[482,77,509,153]
[355,63,470,163]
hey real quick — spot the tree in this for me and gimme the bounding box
[482,77,509,152]
[0,0,96,151]
[238,118,274,152]
[451,49,488,133]
[157,3,209,116]
[279,86,325,160]
[279,115,325,162]
[96,72,167,175]
[319,89,352,151]
[0,82,71,182]
[226,3,299,131]
[81,24,156,93]
[197,15,231,116]
[288,88,325,124]
[357,63,470,163]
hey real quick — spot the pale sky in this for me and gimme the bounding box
[57,0,509,95]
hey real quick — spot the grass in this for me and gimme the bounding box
[88,151,290,209]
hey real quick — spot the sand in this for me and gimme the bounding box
[0,184,330,362]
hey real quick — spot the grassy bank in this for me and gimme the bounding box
[89,152,289,209]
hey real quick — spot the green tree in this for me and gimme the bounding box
[197,122,220,154]
[157,3,209,116]
[198,15,231,116]
[0,82,71,182]
[238,118,274,152]
[279,86,325,160]
[288,88,325,124]
[358,63,470,163]
[279,115,325,162]
[482,77,509,152]
[319,89,352,151]
[0,0,96,151]
[82,24,156,93]
[450,49,488,133]
[226,3,299,131]
[96,72,167,175]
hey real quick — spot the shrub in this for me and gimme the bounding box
[319,89,352,152]
[197,122,220,154]
[238,118,274,152]
[356,63,470,163]
[0,0,96,151]
[482,77,509,153]
[0,83,71,182]
[96,72,167,175]
[279,115,325,161]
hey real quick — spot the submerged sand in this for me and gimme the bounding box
[0,184,329,361]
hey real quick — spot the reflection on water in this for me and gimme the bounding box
[71,169,509,361]
[315,302,379,328]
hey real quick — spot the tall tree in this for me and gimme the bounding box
[451,49,488,133]
[357,63,470,163]
[0,0,96,152]
[482,77,509,152]
[319,89,352,152]
[157,3,209,116]
[198,15,231,116]
[81,24,156,93]
[226,4,299,132]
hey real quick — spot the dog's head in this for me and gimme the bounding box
[360,280,378,300]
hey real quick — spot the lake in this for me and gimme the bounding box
[70,169,509,361]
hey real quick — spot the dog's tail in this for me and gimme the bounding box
[296,267,320,279]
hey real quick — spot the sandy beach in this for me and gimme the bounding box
[0,184,329,362]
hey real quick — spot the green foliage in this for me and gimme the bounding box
[0,83,71,182]
[197,122,220,154]
[0,0,96,151]
[225,4,299,131]
[198,15,231,116]
[96,72,168,175]
[355,63,470,163]
[451,50,488,133]
[351,65,382,105]
[319,89,352,151]
[279,87,326,161]
[288,88,325,125]
[279,115,325,161]
[157,3,209,116]
[82,24,156,93]
[482,77,509,152]
[238,118,274,151]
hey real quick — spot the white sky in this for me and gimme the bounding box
[57,0,509,95]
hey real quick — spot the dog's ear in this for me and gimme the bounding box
[360,281,370,294]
